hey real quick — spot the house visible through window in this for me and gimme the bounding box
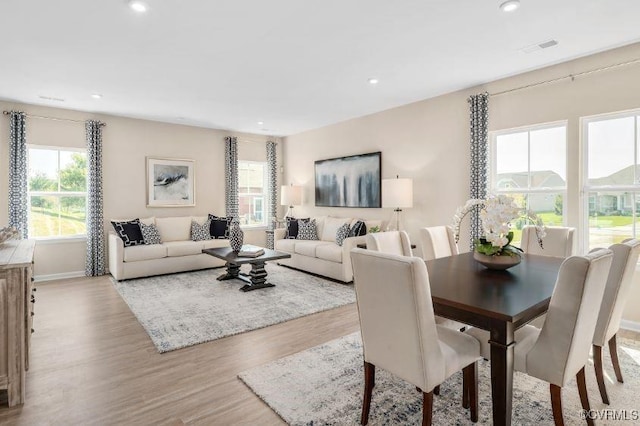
[27,146,87,238]
[583,110,640,251]
[489,122,567,245]
[238,161,269,227]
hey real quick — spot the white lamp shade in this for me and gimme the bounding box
[281,185,302,206]
[382,178,413,208]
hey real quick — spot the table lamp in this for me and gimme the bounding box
[382,176,413,231]
[281,184,302,218]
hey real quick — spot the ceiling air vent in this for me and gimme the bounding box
[521,39,559,54]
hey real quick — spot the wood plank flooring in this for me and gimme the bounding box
[0,274,360,425]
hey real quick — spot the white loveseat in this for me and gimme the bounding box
[108,216,229,281]
[274,216,382,283]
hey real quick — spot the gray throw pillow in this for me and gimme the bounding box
[140,222,162,245]
[297,219,318,240]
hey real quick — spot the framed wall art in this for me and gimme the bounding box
[315,151,381,208]
[146,157,196,207]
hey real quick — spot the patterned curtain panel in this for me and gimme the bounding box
[266,141,278,249]
[8,111,28,238]
[85,120,106,276]
[224,136,239,218]
[468,93,489,249]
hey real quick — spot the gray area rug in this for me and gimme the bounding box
[239,332,640,425]
[112,265,355,353]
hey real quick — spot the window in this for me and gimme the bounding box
[490,122,567,245]
[238,161,269,227]
[583,110,640,251]
[27,146,87,238]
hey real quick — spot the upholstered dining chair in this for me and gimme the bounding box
[592,239,640,404]
[365,230,413,256]
[419,225,458,260]
[521,225,576,258]
[466,249,613,426]
[350,248,482,425]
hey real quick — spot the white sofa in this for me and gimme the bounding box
[274,216,382,283]
[108,216,229,281]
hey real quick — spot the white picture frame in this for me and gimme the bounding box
[146,157,196,207]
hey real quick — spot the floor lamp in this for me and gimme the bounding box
[382,176,413,231]
[281,184,302,218]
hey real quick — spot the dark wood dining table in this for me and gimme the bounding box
[425,252,565,426]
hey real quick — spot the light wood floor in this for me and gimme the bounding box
[0,274,361,425]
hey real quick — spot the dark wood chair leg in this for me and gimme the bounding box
[550,384,565,426]
[362,362,375,425]
[593,344,610,404]
[433,385,440,396]
[609,334,624,383]
[577,367,595,426]
[422,391,433,426]
[462,362,478,422]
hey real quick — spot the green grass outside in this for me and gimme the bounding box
[30,208,86,237]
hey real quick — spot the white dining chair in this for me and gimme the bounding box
[365,230,413,256]
[466,249,613,426]
[419,226,458,260]
[351,248,482,425]
[521,225,575,258]
[592,238,640,404]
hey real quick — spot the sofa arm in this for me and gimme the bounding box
[108,232,125,280]
[340,235,368,282]
[274,228,287,241]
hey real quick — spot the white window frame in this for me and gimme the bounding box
[27,145,88,240]
[237,160,270,229]
[580,108,640,253]
[489,121,568,228]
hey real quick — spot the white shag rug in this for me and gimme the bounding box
[239,332,640,425]
[112,265,355,353]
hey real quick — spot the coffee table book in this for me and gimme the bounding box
[237,245,265,258]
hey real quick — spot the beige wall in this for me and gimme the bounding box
[283,42,640,325]
[0,102,282,278]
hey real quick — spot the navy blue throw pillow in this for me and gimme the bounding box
[286,217,310,239]
[111,219,145,247]
[208,214,231,239]
[349,220,367,237]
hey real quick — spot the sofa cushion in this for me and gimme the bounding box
[275,238,296,253]
[123,244,167,262]
[111,219,145,247]
[297,219,318,240]
[208,215,231,239]
[202,239,231,249]
[155,217,192,242]
[316,244,343,263]
[314,216,327,241]
[294,240,331,257]
[140,222,162,245]
[191,216,208,225]
[322,217,352,242]
[164,241,204,257]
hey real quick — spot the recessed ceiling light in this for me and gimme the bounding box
[257,121,264,125]
[128,0,148,13]
[499,0,520,12]
[90,93,103,99]
[368,78,379,85]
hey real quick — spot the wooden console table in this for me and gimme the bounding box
[0,239,35,407]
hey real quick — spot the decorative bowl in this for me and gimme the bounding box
[473,251,521,271]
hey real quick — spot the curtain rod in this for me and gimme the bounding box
[489,57,640,97]
[2,110,106,126]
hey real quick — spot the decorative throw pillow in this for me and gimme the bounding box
[208,214,231,239]
[335,223,351,246]
[191,219,212,241]
[140,222,162,245]
[349,220,367,237]
[297,219,318,240]
[286,217,310,239]
[111,219,144,247]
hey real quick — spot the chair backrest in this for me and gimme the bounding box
[593,239,640,346]
[419,226,458,261]
[365,230,413,256]
[526,249,613,386]
[350,248,445,390]
[521,225,575,257]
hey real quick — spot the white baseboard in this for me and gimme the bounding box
[34,271,85,282]
[621,319,640,333]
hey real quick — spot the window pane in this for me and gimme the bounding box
[30,196,60,237]
[588,117,635,185]
[530,126,566,188]
[238,163,265,194]
[587,191,633,250]
[59,151,87,192]
[237,162,267,226]
[495,132,528,189]
[28,149,58,192]
[60,196,87,235]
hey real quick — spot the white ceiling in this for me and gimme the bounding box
[1,0,640,136]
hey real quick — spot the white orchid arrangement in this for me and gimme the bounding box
[452,194,546,256]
